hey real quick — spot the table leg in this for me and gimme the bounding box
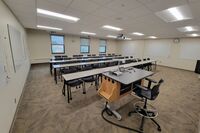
[62,81,65,96]
[67,85,70,103]
[154,61,157,71]
[50,63,52,75]
[105,103,122,121]
[54,68,57,84]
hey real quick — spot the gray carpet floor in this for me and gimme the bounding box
[11,64,200,133]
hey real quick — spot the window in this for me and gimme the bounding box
[80,37,90,53]
[99,39,106,53]
[50,34,65,54]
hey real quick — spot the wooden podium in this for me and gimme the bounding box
[98,76,132,102]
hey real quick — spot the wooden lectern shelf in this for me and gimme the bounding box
[98,76,132,102]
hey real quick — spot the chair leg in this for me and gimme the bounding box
[95,78,98,91]
[83,82,86,94]
[69,86,72,100]
[150,118,161,131]
[62,82,65,96]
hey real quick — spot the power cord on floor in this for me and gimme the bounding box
[101,106,143,133]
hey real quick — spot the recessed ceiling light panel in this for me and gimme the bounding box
[37,25,63,31]
[124,37,132,40]
[148,36,157,39]
[102,25,123,31]
[186,33,200,37]
[155,5,193,22]
[177,26,199,32]
[132,32,144,36]
[106,35,117,38]
[81,31,96,35]
[37,8,80,23]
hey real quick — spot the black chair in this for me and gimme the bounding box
[54,56,63,60]
[128,78,164,132]
[125,56,129,58]
[62,67,83,103]
[125,59,133,64]
[81,65,99,93]
[107,61,118,67]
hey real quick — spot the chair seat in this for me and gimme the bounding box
[82,76,96,82]
[66,79,83,87]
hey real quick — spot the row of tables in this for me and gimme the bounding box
[61,59,156,119]
[49,56,120,75]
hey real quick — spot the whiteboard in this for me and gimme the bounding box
[180,40,200,60]
[144,40,171,57]
[7,24,26,72]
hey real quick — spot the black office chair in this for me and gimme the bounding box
[81,65,98,93]
[128,78,164,132]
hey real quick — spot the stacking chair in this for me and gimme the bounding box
[54,56,62,60]
[107,61,118,67]
[128,78,164,132]
[125,59,133,64]
[62,67,83,103]
[81,65,98,93]
[143,58,152,71]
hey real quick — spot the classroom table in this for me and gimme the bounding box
[52,58,136,84]
[49,56,116,75]
[62,60,156,102]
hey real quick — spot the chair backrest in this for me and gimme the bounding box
[82,64,93,71]
[151,79,164,100]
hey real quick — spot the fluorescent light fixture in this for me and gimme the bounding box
[177,26,199,32]
[156,5,193,22]
[37,25,62,31]
[37,8,80,22]
[186,33,200,37]
[102,25,123,31]
[125,37,132,40]
[148,36,157,39]
[132,32,144,36]
[81,31,96,35]
[106,35,117,38]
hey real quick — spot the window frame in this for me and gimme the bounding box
[50,34,65,54]
[99,39,107,53]
[80,37,90,53]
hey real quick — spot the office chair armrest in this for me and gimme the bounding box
[145,78,157,84]
[135,84,148,91]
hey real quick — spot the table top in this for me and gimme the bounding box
[103,68,153,84]
[62,60,155,82]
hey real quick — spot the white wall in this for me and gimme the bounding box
[27,29,118,64]
[117,38,199,71]
[0,1,30,133]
